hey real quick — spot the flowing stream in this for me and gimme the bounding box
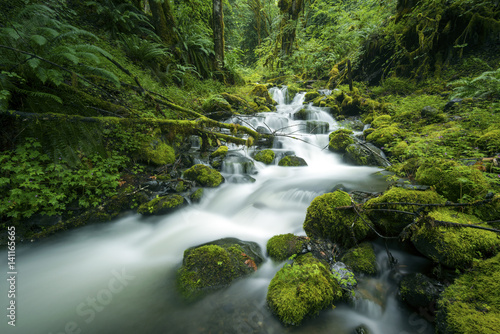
[1,87,434,334]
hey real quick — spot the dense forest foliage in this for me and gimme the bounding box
[0,0,499,237]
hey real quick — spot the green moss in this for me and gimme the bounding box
[305,90,321,102]
[391,140,409,158]
[178,240,262,301]
[266,234,306,261]
[142,141,176,166]
[266,253,342,326]
[415,159,490,202]
[303,190,372,248]
[371,115,392,128]
[475,130,500,155]
[470,194,500,222]
[190,188,204,203]
[329,129,355,153]
[437,253,500,334]
[365,187,445,236]
[341,242,378,276]
[137,194,186,215]
[183,164,224,187]
[250,84,276,105]
[399,273,438,309]
[202,95,232,114]
[411,208,500,269]
[366,125,404,147]
[293,108,311,120]
[210,146,228,159]
[278,156,308,167]
[254,149,275,164]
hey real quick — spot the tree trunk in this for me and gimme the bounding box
[148,0,178,46]
[212,0,225,70]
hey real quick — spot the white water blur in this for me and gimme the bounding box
[0,86,434,334]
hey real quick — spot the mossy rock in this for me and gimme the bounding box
[411,208,500,269]
[305,121,329,134]
[293,108,312,120]
[305,90,321,102]
[266,253,342,326]
[303,190,372,248]
[469,193,500,222]
[344,142,390,167]
[278,156,308,167]
[329,129,355,153]
[436,253,500,334]
[141,140,176,166]
[183,164,224,187]
[399,273,440,310]
[475,129,500,155]
[415,159,490,202]
[137,194,186,215]
[266,233,307,261]
[190,188,204,203]
[341,242,378,276]
[202,95,233,120]
[371,115,392,128]
[177,238,263,301]
[210,146,228,170]
[250,84,276,105]
[364,188,445,236]
[366,125,404,147]
[254,149,275,165]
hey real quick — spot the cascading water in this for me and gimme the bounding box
[1,87,434,334]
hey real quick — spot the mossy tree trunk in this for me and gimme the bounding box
[278,0,304,57]
[213,0,225,70]
[149,0,179,46]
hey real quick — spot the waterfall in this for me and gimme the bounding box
[0,86,434,334]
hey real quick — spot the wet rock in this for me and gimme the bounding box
[399,273,441,310]
[189,188,204,203]
[443,98,462,112]
[331,262,357,292]
[266,233,308,261]
[225,175,256,184]
[202,95,233,121]
[305,120,329,134]
[183,164,224,187]
[352,325,371,334]
[329,129,355,153]
[256,125,272,135]
[254,149,275,164]
[178,238,264,301]
[344,142,390,167]
[293,108,313,120]
[222,153,256,174]
[278,155,308,167]
[137,194,187,215]
[209,146,228,170]
[341,242,379,276]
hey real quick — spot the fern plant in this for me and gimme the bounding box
[450,67,500,99]
[119,34,170,69]
[0,4,120,109]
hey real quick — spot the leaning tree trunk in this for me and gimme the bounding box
[212,0,225,70]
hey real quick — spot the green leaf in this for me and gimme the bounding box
[27,57,41,70]
[31,34,48,46]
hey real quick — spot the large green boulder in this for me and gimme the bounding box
[141,140,176,166]
[411,208,500,269]
[183,164,224,187]
[303,190,372,248]
[364,187,446,236]
[177,238,263,301]
[254,149,275,165]
[341,242,378,276]
[266,233,307,262]
[329,129,355,153]
[137,194,186,215]
[436,253,500,334]
[415,159,490,202]
[202,95,233,120]
[266,253,342,326]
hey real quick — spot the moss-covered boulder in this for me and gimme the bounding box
[250,84,276,105]
[304,90,321,102]
[177,238,263,301]
[366,125,404,147]
[254,149,275,165]
[305,120,329,134]
[137,194,186,215]
[209,146,228,170]
[371,115,392,128]
[183,164,224,187]
[202,95,233,120]
[278,156,308,167]
[266,253,342,326]
[141,140,176,166]
[411,208,500,269]
[293,108,313,120]
[364,188,446,236]
[470,193,500,222]
[329,129,355,153]
[436,253,500,334]
[341,242,378,276]
[415,159,490,202]
[266,234,307,261]
[475,129,500,155]
[303,190,372,248]
[399,273,440,310]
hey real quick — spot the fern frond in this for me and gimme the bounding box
[80,65,120,88]
[15,87,63,104]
